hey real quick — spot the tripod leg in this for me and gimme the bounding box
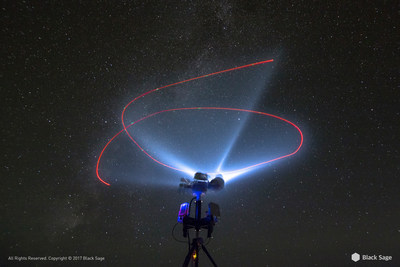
[201,244,218,267]
[195,245,199,267]
[183,241,197,267]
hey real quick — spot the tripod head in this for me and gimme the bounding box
[179,172,225,196]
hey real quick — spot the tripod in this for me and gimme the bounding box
[182,193,218,267]
[183,236,217,267]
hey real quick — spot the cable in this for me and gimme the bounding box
[171,223,187,243]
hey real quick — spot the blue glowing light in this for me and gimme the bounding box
[96,59,304,187]
[127,107,303,184]
[178,202,190,223]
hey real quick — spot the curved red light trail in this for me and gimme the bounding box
[96,59,303,186]
[120,59,274,136]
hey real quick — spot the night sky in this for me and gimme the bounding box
[2,1,399,266]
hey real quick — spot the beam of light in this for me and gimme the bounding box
[216,73,272,172]
[97,59,275,186]
[216,115,249,172]
[95,59,303,186]
[96,107,303,186]
[120,59,274,146]
[207,168,251,183]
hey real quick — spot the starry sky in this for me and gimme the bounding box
[1,1,399,266]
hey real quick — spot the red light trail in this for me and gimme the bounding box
[96,59,303,186]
